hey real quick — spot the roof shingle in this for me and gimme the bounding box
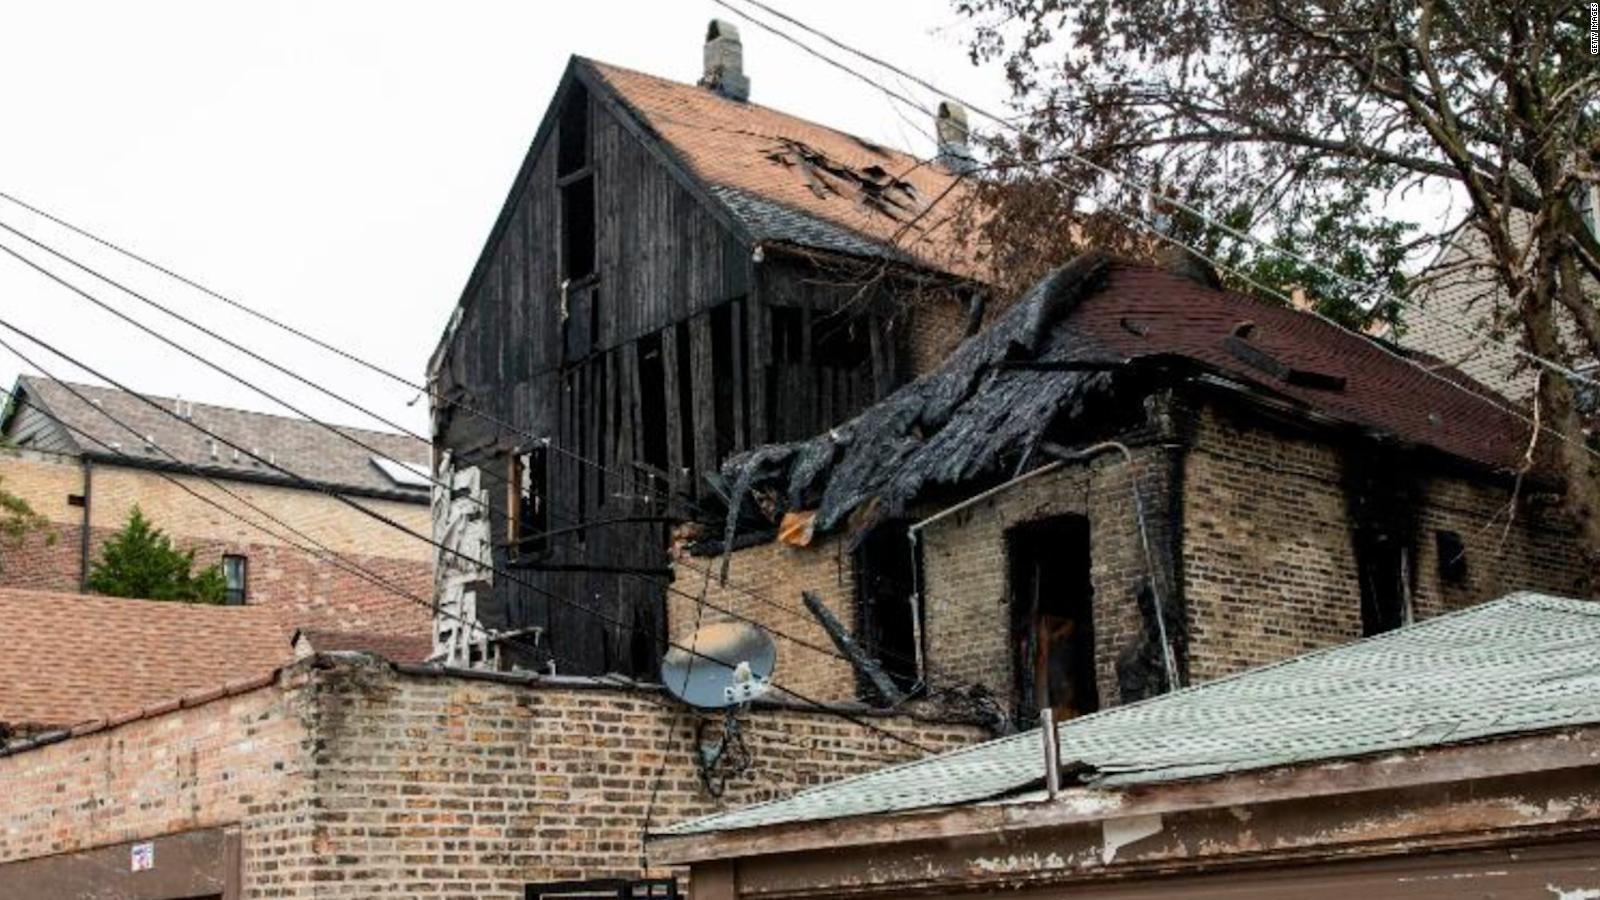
[10,377,429,499]
[665,591,1600,835]
[0,587,292,731]
[587,59,983,280]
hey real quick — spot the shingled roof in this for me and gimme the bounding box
[4,376,430,501]
[0,587,292,733]
[664,591,1600,835]
[722,253,1536,539]
[583,58,982,280]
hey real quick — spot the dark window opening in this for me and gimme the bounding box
[222,554,248,605]
[1356,528,1411,635]
[1435,530,1468,584]
[596,357,609,510]
[1007,515,1096,726]
[560,176,596,282]
[509,445,550,557]
[638,333,669,474]
[854,519,920,701]
[710,302,738,458]
[812,315,871,369]
[556,86,589,176]
[674,322,696,488]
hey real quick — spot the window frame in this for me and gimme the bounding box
[222,554,248,605]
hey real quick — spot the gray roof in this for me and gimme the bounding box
[665,591,1600,835]
[6,376,429,500]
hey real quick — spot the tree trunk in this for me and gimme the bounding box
[1527,251,1600,597]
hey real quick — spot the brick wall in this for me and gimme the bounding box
[0,657,983,898]
[0,675,320,897]
[919,445,1176,714]
[1182,400,1589,682]
[670,539,859,705]
[0,451,431,635]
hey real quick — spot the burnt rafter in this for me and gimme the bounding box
[764,137,926,222]
[717,252,1123,547]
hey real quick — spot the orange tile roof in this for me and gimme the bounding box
[0,587,292,731]
[586,59,985,281]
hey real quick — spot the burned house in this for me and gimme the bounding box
[700,252,1591,726]
[426,22,985,673]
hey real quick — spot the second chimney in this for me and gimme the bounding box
[701,20,750,102]
[935,101,977,173]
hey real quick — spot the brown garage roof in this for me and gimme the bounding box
[585,59,984,281]
[293,628,434,664]
[6,376,430,501]
[0,587,292,732]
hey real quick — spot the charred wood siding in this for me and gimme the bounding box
[436,76,914,676]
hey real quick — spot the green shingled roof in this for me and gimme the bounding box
[664,591,1600,836]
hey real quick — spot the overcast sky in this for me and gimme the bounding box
[0,1,1015,437]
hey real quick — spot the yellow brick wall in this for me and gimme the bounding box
[0,657,985,897]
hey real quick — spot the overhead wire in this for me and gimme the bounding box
[708,0,1600,467]
[712,0,1600,394]
[0,197,996,705]
[0,306,936,755]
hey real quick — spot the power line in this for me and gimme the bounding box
[709,0,1600,468]
[0,214,989,701]
[713,0,1600,394]
[0,310,936,755]
[0,338,609,677]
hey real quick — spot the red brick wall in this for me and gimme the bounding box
[0,677,319,897]
[0,451,431,636]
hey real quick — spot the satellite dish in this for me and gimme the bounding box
[661,621,777,709]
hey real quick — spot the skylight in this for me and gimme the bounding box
[371,456,431,489]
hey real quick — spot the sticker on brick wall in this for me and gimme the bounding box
[130,842,154,872]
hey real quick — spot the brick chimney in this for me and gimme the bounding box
[701,20,750,102]
[935,100,977,173]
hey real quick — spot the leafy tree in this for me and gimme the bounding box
[0,474,52,568]
[954,0,1600,580]
[87,506,226,603]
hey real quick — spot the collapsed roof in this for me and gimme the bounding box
[718,252,1537,543]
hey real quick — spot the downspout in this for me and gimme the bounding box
[78,457,92,591]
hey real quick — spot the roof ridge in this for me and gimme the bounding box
[21,375,426,447]
[580,57,923,165]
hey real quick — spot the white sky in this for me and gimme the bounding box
[0,0,1015,438]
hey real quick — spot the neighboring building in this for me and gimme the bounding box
[0,376,434,636]
[427,21,987,674]
[652,592,1600,898]
[1404,188,1599,404]
[0,645,982,896]
[701,252,1589,724]
[0,586,290,741]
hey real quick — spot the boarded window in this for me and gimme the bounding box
[1356,528,1411,635]
[509,445,551,557]
[1007,515,1097,725]
[854,519,920,701]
